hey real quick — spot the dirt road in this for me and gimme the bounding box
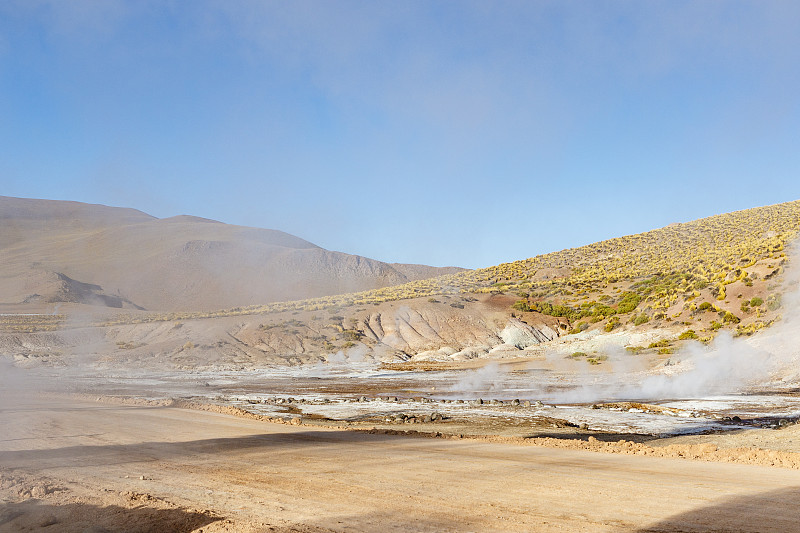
[1,397,799,532]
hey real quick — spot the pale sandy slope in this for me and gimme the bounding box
[0,196,462,311]
[1,397,799,532]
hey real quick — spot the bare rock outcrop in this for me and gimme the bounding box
[500,318,557,348]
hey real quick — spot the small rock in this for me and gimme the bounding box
[511,399,520,406]
[38,515,58,527]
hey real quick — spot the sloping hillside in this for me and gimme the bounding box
[134,200,800,343]
[4,200,800,368]
[0,196,463,311]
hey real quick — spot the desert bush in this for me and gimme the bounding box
[722,311,741,324]
[604,316,620,332]
[767,294,782,311]
[342,329,362,341]
[648,340,671,349]
[617,292,643,313]
[512,299,531,312]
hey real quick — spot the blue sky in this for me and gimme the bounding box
[2,1,799,269]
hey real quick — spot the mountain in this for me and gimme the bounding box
[0,196,463,311]
[3,199,800,370]
[178,199,800,347]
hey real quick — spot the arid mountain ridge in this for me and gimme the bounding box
[0,196,463,312]
[2,197,800,370]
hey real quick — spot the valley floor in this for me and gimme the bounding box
[2,395,800,532]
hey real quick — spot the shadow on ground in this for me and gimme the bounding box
[0,430,414,470]
[634,486,800,533]
[0,499,221,533]
[522,431,662,443]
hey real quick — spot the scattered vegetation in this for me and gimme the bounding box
[0,314,66,332]
[116,341,144,350]
[93,200,799,339]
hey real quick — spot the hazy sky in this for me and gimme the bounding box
[2,1,799,268]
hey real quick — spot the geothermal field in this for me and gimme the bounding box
[3,299,800,532]
[3,198,800,532]
[6,3,800,530]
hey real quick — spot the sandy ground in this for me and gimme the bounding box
[2,396,800,532]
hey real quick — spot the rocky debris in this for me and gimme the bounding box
[11,481,61,501]
[383,412,447,424]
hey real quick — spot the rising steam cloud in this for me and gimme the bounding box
[451,244,800,404]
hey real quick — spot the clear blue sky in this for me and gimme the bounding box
[2,1,799,269]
